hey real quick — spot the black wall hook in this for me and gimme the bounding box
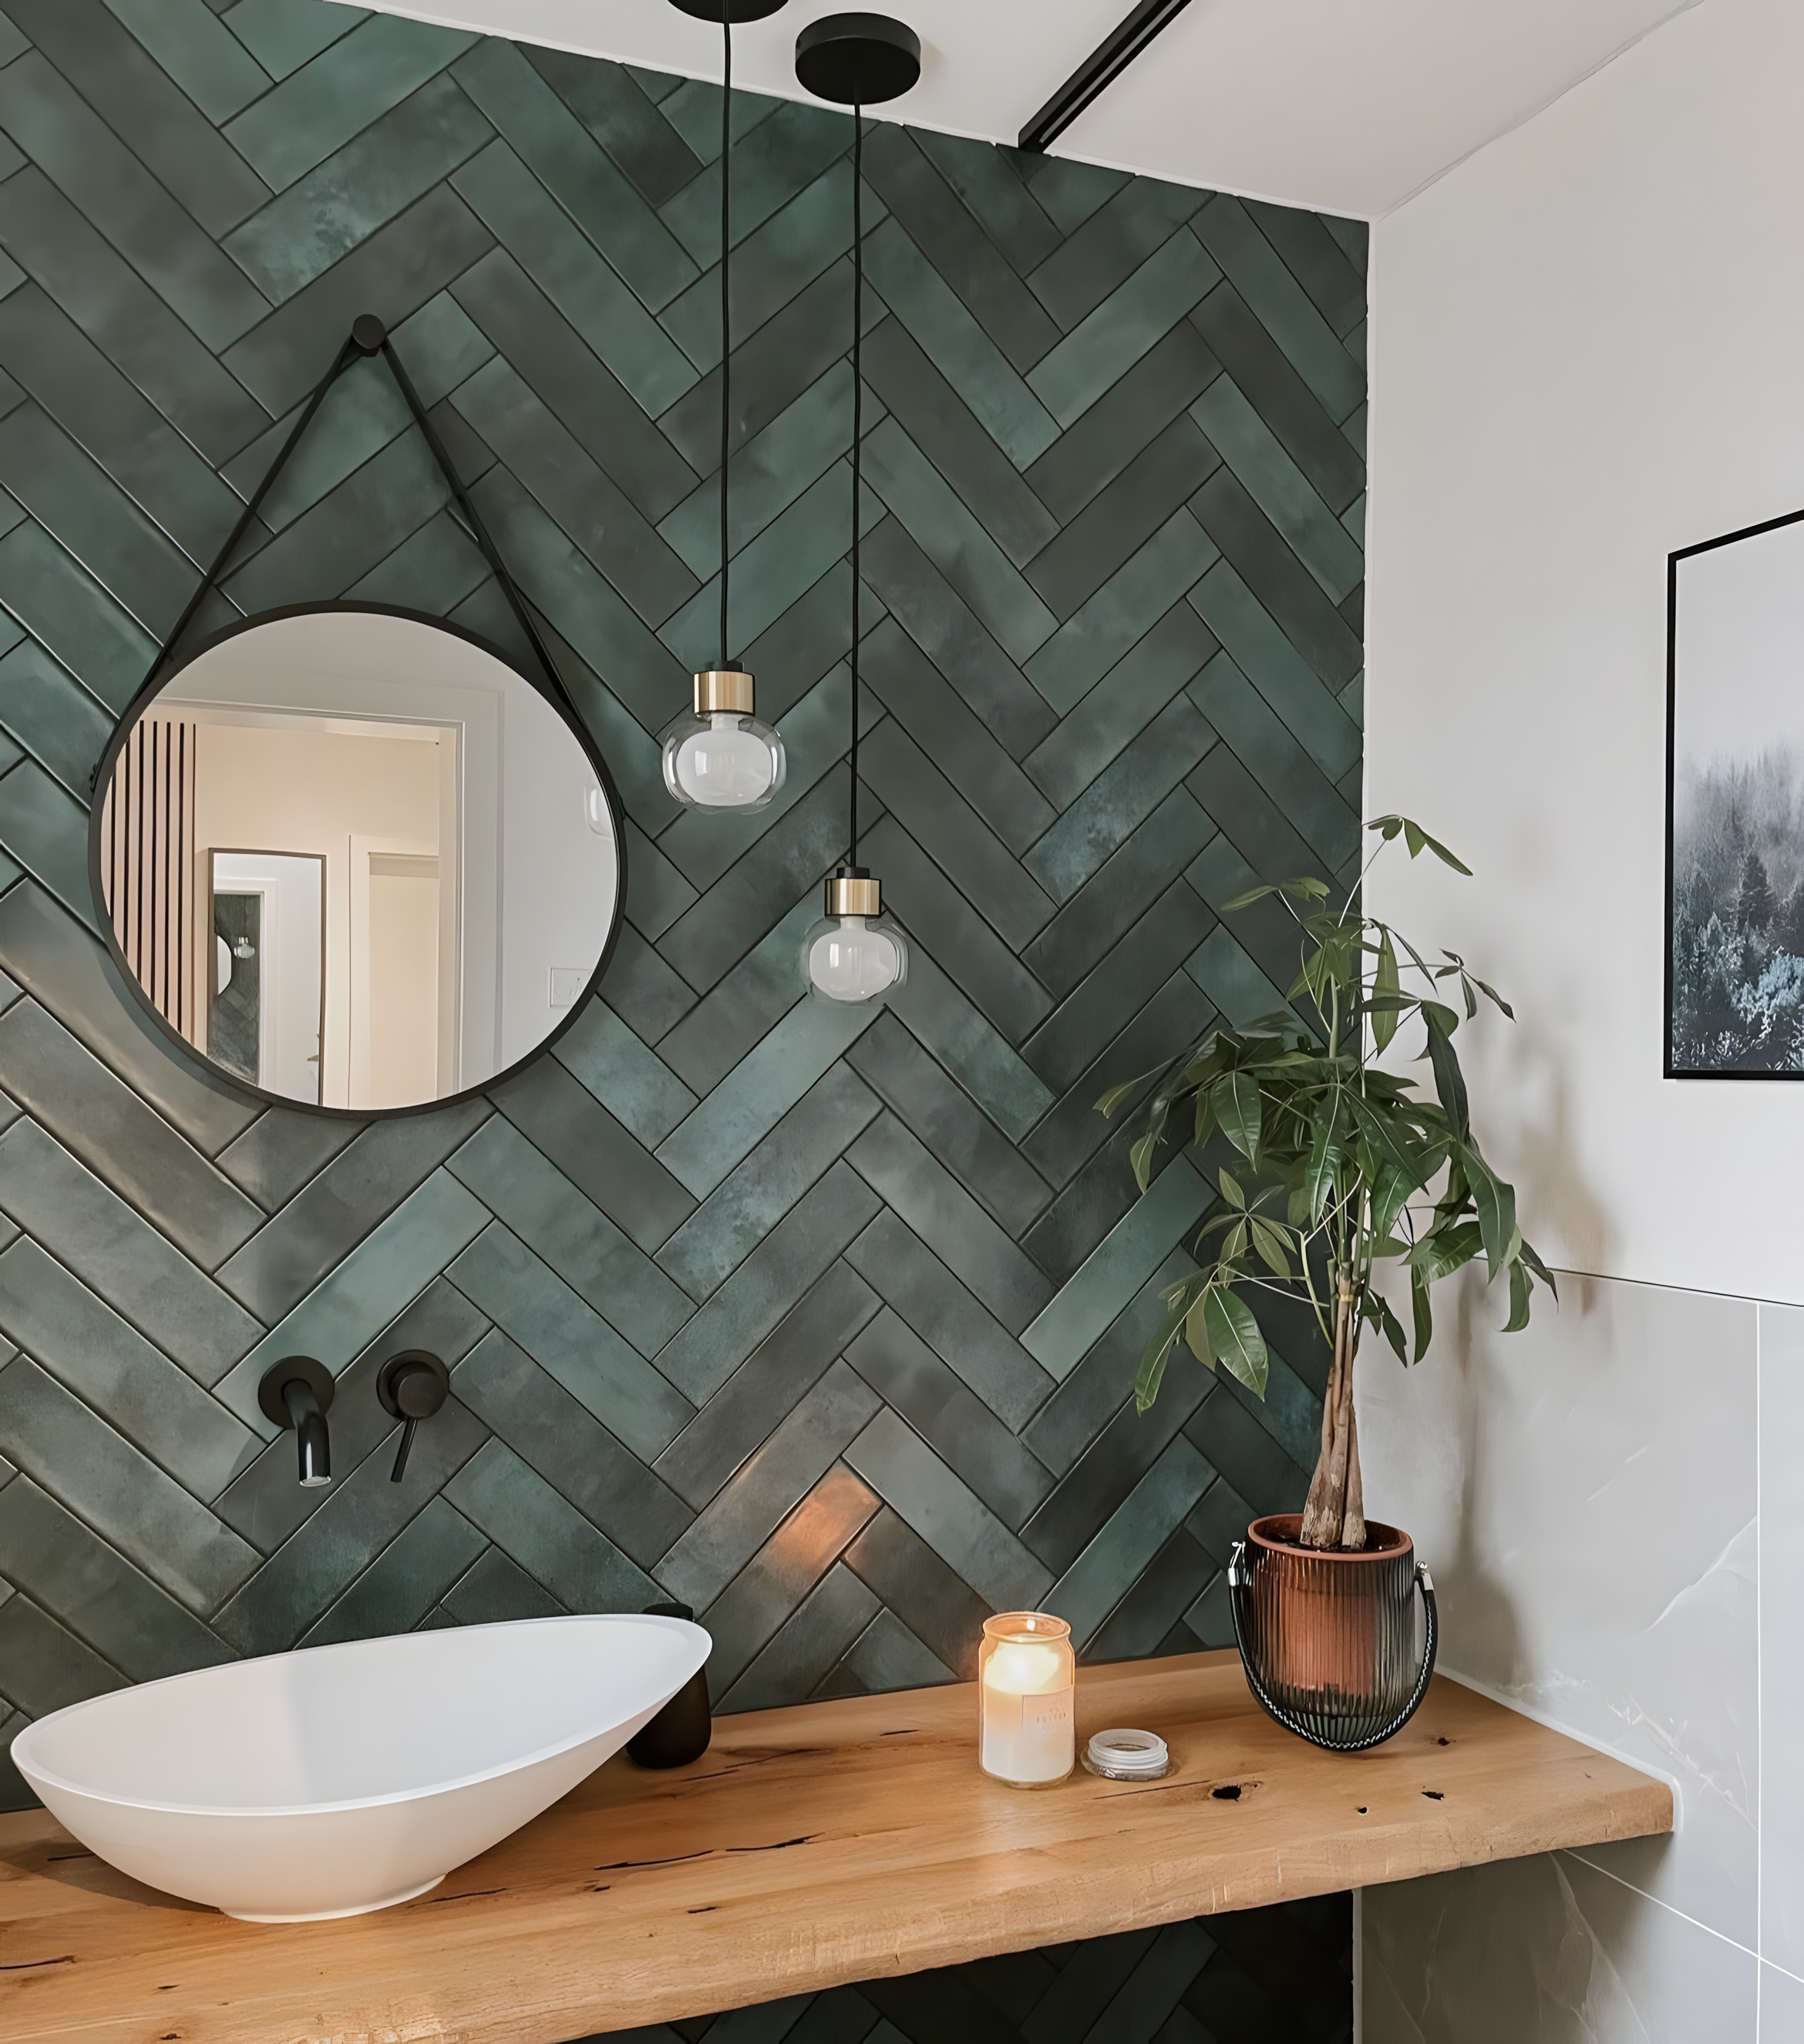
[377,1350,449,1482]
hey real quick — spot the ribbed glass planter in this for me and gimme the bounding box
[1228,1514,1438,1753]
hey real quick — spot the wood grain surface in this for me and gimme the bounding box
[0,1652,1671,2044]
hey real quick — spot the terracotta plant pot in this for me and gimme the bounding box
[1227,1514,1438,1753]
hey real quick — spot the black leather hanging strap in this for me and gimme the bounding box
[140,313,580,724]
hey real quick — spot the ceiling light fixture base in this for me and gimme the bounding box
[667,0,789,22]
[794,12,921,105]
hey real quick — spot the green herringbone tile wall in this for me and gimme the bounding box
[0,3,1361,2036]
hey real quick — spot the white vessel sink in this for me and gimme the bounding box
[11,1613,709,1922]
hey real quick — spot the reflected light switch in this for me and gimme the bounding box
[548,967,586,1009]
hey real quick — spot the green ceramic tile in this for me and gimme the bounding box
[450,140,694,417]
[444,1436,659,1614]
[0,640,113,799]
[101,0,273,124]
[450,246,696,523]
[0,402,193,637]
[0,1592,126,1719]
[300,1494,486,1645]
[1187,557,1359,778]
[1027,230,1220,429]
[1028,176,1204,331]
[0,760,101,933]
[1183,920,1292,1028]
[863,127,1057,374]
[6,0,271,238]
[0,281,257,528]
[221,183,492,417]
[1189,653,1358,869]
[225,73,492,303]
[449,39,696,314]
[0,174,274,471]
[0,1235,255,1502]
[0,49,271,346]
[221,0,367,82]
[0,1353,257,1609]
[517,45,700,210]
[448,1114,692,1357]
[223,12,474,191]
[0,882,258,1156]
[1194,198,1363,424]
[913,129,1059,274]
[661,97,847,269]
[0,1474,232,1679]
[1190,464,1362,689]
[448,1222,692,1461]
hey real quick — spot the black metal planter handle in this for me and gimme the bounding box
[1227,1541,1439,1754]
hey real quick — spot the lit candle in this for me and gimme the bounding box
[978,1612,1075,1787]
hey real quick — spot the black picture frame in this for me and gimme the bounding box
[1665,502,1804,1080]
[89,599,629,1121]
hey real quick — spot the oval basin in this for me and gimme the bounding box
[12,1613,710,1922]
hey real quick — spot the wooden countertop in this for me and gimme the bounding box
[0,1650,1671,2044]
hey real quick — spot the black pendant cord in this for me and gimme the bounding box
[847,101,863,871]
[132,319,584,733]
[719,16,732,672]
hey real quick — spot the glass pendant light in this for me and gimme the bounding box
[662,0,789,812]
[795,14,920,1005]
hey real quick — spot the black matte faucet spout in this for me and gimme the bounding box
[282,1377,332,1488]
[258,1357,337,1490]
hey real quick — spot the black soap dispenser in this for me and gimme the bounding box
[628,1602,712,1768]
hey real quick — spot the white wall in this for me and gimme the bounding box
[1361,0,1804,2032]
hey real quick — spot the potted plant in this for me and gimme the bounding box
[1100,816,1554,1750]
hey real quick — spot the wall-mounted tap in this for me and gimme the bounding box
[257,1357,336,1489]
[377,1350,449,1482]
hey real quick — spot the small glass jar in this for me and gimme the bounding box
[661,669,786,812]
[803,868,908,1004]
[978,1612,1075,1789]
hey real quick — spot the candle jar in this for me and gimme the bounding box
[978,1612,1075,1788]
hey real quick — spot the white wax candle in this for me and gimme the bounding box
[981,1639,1074,1783]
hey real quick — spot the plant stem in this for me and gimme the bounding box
[1298,1278,1368,1550]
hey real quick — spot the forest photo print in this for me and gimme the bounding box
[1669,507,1804,1075]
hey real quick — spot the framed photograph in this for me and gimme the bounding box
[1668,504,1804,1076]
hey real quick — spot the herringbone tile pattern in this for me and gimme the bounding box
[599,1891,1353,2044]
[0,3,1361,2033]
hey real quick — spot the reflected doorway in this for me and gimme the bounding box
[210,851,325,1103]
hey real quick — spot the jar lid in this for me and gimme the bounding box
[1082,1728,1170,1780]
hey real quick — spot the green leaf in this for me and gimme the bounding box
[1249,1215,1291,1277]
[1373,1292,1409,1364]
[1409,1222,1482,1285]
[1219,1166,1247,1209]
[1222,1219,1248,1263]
[1135,1292,1190,1411]
[1506,1259,1533,1333]
[1213,1071,1262,1162]
[1184,1291,1217,1369]
[1422,1008,1470,1138]
[1370,926,1403,1055]
[1463,1149,1518,1280]
[1375,815,1474,875]
[1304,1091,1347,1224]
[1474,976,1516,1021]
[1202,1286,1268,1397]
[1412,1272,1433,1363]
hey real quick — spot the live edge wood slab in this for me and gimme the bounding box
[0,1651,1670,2044]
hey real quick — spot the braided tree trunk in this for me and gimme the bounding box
[1298,1280,1368,1551]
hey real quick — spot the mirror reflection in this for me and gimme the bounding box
[97,609,621,1113]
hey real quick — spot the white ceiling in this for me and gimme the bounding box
[370,0,1701,218]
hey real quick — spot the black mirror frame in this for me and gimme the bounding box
[88,597,630,1121]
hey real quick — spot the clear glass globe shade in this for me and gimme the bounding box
[806,914,907,1004]
[662,712,786,812]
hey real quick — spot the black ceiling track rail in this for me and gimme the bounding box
[1017,0,1194,155]
[142,311,581,727]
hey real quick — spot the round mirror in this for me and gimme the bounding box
[91,606,623,1115]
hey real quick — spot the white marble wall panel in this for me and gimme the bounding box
[1361,1270,1759,1945]
[1761,1960,1804,2040]
[1365,1851,1758,2042]
[1759,1303,1804,1979]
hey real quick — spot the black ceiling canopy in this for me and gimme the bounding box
[794,12,921,105]
[1018,0,1194,153]
[667,0,789,20]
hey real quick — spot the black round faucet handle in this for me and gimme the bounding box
[392,1361,446,1419]
[376,1349,450,1419]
